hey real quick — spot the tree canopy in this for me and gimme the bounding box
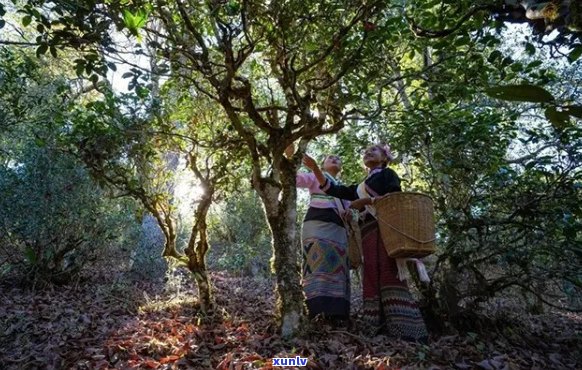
[0,0,580,344]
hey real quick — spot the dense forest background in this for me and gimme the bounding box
[0,0,580,369]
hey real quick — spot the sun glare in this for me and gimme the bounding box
[172,168,206,219]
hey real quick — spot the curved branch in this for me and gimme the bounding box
[506,143,557,164]
[408,4,498,39]
[295,4,370,75]
[515,282,582,313]
[0,40,37,46]
[175,0,209,60]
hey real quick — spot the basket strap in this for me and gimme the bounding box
[396,258,431,282]
[376,217,436,244]
[356,182,377,217]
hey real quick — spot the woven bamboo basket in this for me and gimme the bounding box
[374,192,436,258]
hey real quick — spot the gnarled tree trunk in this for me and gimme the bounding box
[253,160,304,338]
[185,190,214,312]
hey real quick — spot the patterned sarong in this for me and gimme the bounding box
[361,220,428,342]
[302,219,350,319]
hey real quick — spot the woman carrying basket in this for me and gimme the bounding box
[303,144,428,343]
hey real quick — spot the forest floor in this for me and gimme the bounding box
[0,268,580,370]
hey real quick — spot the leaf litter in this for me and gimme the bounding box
[0,269,580,369]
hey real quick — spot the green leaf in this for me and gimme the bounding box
[545,106,570,129]
[226,1,241,15]
[35,137,46,147]
[136,85,150,98]
[501,56,513,68]
[36,44,48,57]
[485,85,555,103]
[121,72,133,79]
[510,62,523,72]
[525,161,536,170]
[454,35,470,47]
[562,105,582,119]
[526,60,543,69]
[22,15,32,27]
[75,62,85,77]
[50,46,58,58]
[0,20,5,30]
[134,9,148,28]
[123,9,148,36]
[487,50,502,64]
[0,263,13,278]
[123,9,136,29]
[525,43,536,56]
[0,4,5,17]
[568,45,582,63]
[24,247,36,264]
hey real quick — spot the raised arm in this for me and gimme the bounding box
[320,180,360,201]
[301,154,326,186]
[302,154,359,201]
[286,144,317,189]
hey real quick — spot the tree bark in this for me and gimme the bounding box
[253,161,304,338]
[185,192,214,312]
[442,264,461,320]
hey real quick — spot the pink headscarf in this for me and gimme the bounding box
[381,144,395,162]
[372,143,395,163]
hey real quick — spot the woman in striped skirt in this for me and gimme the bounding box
[303,144,428,343]
[288,147,351,321]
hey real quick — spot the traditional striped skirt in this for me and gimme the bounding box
[361,220,428,342]
[302,214,350,319]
